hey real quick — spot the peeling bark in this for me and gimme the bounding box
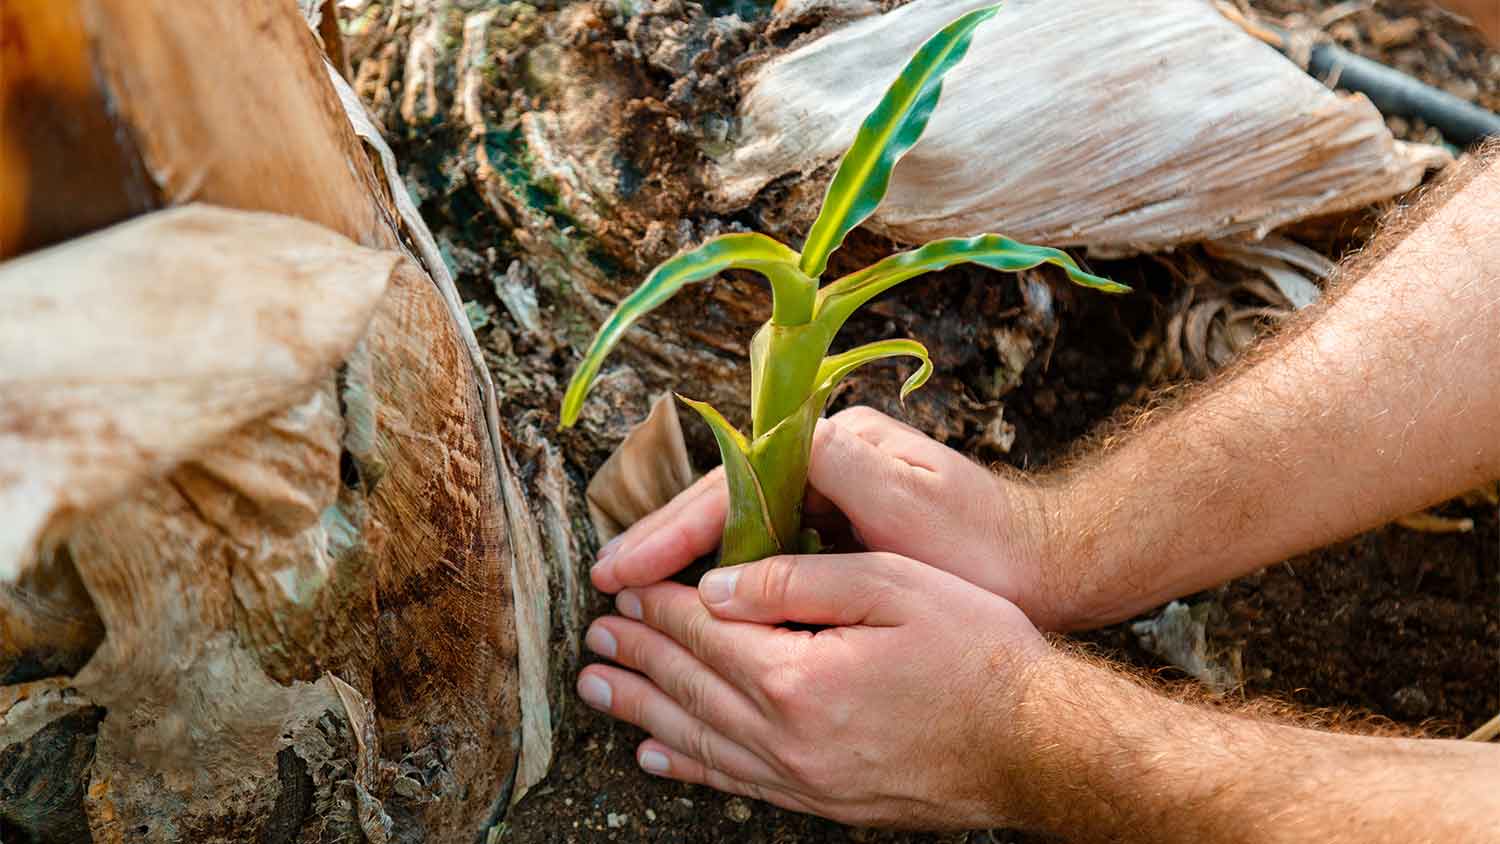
[0,1,544,840]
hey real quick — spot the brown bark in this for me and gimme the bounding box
[0,1,547,841]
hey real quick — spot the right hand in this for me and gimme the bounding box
[590,406,1065,628]
[579,550,1055,829]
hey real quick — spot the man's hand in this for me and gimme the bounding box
[579,551,1500,840]
[597,149,1500,635]
[589,406,1069,625]
[576,552,1048,829]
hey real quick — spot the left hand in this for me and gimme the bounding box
[575,552,1050,829]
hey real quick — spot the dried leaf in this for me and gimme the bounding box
[0,206,398,581]
[586,395,697,544]
[716,0,1450,254]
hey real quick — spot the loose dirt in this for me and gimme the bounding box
[355,1,1497,840]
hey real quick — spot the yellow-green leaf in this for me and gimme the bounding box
[559,234,812,428]
[743,338,931,553]
[677,396,783,565]
[815,338,933,404]
[815,234,1128,335]
[797,4,1000,280]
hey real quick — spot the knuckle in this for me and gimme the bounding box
[758,555,799,609]
[623,684,651,726]
[681,606,712,655]
[663,518,697,551]
[776,745,826,789]
[758,660,805,708]
[865,552,910,586]
[741,778,770,804]
[832,405,885,426]
[677,665,714,715]
[690,721,720,772]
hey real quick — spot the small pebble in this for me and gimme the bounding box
[607,812,628,829]
[645,809,657,822]
[1392,685,1432,719]
[725,798,752,823]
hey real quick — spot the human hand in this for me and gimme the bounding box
[575,551,1050,829]
[590,406,1069,627]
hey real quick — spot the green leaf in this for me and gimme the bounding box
[677,396,783,565]
[815,338,933,404]
[797,4,1000,280]
[743,338,931,553]
[560,234,813,428]
[748,320,834,439]
[815,234,1129,335]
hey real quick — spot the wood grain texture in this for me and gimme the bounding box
[0,1,531,840]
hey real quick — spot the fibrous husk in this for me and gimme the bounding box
[714,0,1451,255]
[1206,235,1338,310]
[0,206,399,582]
[587,394,698,544]
[769,0,878,29]
[326,63,555,801]
[0,0,542,839]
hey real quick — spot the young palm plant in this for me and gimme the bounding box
[560,5,1128,565]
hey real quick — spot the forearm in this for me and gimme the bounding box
[1004,652,1500,843]
[1041,151,1500,629]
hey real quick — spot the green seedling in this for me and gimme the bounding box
[560,4,1128,565]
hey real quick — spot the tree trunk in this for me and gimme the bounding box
[0,2,550,841]
[1,0,1467,841]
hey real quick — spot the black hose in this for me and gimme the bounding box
[1305,40,1500,146]
[1256,21,1500,147]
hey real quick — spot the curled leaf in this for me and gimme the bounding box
[560,234,811,427]
[743,338,932,554]
[817,338,933,403]
[676,396,783,565]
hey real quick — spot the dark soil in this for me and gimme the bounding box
[502,306,1499,843]
[349,0,1499,840]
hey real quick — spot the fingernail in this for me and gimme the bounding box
[699,567,740,605]
[578,674,612,710]
[639,749,670,774]
[585,625,617,659]
[596,535,623,564]
[617,590,642,620]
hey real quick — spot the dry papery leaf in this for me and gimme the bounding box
[0,206,398,581]
[588,394,698,543]
[718,0,1450,256]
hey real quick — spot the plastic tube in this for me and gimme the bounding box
[1306,40,1500,146]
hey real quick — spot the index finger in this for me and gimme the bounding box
[617,581,799,707]
[592,467,728,593]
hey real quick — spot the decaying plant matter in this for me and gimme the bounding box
[0,2,551,840]
[560,6,1127,566]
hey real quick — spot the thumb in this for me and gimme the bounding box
[697,553,915,627]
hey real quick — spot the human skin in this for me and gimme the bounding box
[580,554,1500,838]
[580,149,1500,836]
[593,148,1500,632]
